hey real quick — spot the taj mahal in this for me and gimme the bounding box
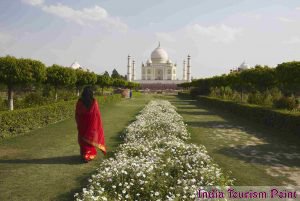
[126,43,191,89]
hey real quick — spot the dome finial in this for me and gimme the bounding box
[158,41,160,48]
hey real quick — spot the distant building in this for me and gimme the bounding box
[70,61,81,69]
[70,61,89,71]
[127,43,191,90]
[230,61,250,73]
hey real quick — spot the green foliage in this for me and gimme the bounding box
[127,81,140,89]
[0,55,131,110]
[46,64,77,89]
[58,90,77,101]
[183,62,300,109]
[177,82,192,89]
[273,96,299,110]
[209,86,244,102]
[112,78,126,88]
[0,94,122,139]
[0,96,6,111]
[210,86,234,100]
[0,55,47,110]
[192,95,300,136]
[22,93,51,107]
[111,68,121,79]
[97,74,111,89]
[0,100,76,138]
[0,55,46,86]
[247,91,273,106]
[240,66,276,92]
[181,63,300,97]
[276,61,300,95]
[247,88,282,106]
[103,71,110,77]
[75,69,97,90]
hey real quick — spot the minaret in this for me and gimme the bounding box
[132,59,135,81]
[187,55,191,82]
[127,55,132,81]
[183,60,187,80]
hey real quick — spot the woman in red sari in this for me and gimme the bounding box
[75,86,106,162]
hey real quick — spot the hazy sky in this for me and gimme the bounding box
[0,0,300,79]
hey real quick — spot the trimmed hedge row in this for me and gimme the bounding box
[178,93,300,136]
[0,94,121,139]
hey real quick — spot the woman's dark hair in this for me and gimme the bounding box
[80,86,94,109]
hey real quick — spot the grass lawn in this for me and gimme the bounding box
[164,95,300,186]
[0,95,151,201]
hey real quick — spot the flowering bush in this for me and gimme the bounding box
[75,100,233,201]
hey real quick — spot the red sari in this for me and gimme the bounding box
[75,99,106,161]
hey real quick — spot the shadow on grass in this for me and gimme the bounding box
[54,168,99,201]
[174,95,300,146]
[186,120,228,128]
[55,117,139,201]
[0,155,83,165]
[164,95,300,185]
[217,144,300,168]
[179,110,215,116]
[53,133,124,201]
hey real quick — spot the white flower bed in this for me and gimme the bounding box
[75,100,233,201]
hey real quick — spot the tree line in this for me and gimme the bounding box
[0,55,139,110]
[178,61,300,109]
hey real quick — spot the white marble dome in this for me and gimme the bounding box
[239,61,249,70]
[70,61,81,69]
[151,44,168,63]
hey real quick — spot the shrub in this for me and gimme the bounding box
[273,96,299,110]
[22,93,51,107]
[3,97,24,110]
[58,90,77,101]
[247,92,264,105]
[0,94,121,139]
[190,84,210,96]
[190,95,300,136]
[269,87,282,101]
[210,86,247,103]
[0,96,6,111]
[246,88,282,106]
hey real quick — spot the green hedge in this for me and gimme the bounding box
[0,94,121,139]
[178,93,300,136]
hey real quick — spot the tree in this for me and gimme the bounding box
[75,69,97,96]
[119,74,126,80]
[0,56,46,110]
[226,72,246,102]
[97,74,111,94]
[276,61,300,95]
[127,82,135,89]
[46,64,77,101]
[111,69,121,79]
[112,78,126,88]
[103,71,110,77]
[240,66,276,92]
